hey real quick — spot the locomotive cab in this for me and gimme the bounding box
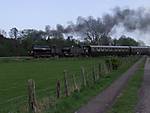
[32,45,51,58]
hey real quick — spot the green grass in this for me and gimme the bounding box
[0,56,139,112]
[0,57,105,109]
[107,60,144,113]
[43,57,140,113]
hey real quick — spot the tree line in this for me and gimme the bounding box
[0,16,145,57]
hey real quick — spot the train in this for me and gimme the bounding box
[30,45,150,58]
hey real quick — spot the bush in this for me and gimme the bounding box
[105,57,122,70]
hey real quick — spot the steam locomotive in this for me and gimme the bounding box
[30,45,150,58]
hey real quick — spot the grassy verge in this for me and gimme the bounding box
[44,57,140,113]
[107,60,144,113]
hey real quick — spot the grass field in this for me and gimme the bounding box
[0,56,139,112]
[0,57,106,109]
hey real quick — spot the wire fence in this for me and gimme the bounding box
[0,56,140,113]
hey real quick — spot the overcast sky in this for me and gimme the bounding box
[0,0,150,45]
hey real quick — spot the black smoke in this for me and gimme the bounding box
[112,7,150,32]
[67,7,150,35]
[64,7,150,45]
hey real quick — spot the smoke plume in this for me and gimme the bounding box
[112,7,150,32]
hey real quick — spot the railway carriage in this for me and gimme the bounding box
[61,46,82,57]
[84,45,131,56]
[31,44,150,58]
[131,46,149,55]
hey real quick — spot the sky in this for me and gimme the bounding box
[0,0,150,44]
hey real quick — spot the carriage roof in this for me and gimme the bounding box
[33,45,51,50]
[89,45,130,48]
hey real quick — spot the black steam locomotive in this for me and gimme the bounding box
[30,45,150,58]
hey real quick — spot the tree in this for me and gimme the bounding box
[72,16,114,45]
[56,24,64,33]
[113,38,118,46]
[0,29,7,37]
[19,29,46,40]
[99,35,113,45]
[74,16,97,44]
[50,30,64,39]
[116,35,139,46]
[45,25,51,39]
[9,27,18,39]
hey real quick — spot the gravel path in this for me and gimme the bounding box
[136,57,150,113]
[76,58,144,113]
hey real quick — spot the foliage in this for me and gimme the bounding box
[0,21,141,57]
[9,27,18,39]
[74,16,114,45]
[0,35,27,56]
[114,35,139,46]
[105,57,122,70]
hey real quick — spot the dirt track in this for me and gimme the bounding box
[136,57,150,113]
[76,58,144,113]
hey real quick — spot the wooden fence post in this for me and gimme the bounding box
[108,59,112,72]
[28,79,39,113]
[103,63,108,75]
[92,66,96,83]
[72,74,79,91]
[98,63,102,79]
[109,59,113,72]
[85,71,89,86]
[64,70,69,97]
[81,67,87,87]
[56,80,61,98]
[105,59,111,73]
[96,66,99,81]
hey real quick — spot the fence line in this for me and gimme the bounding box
[25,61,111,113]
[1,56,139,113]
